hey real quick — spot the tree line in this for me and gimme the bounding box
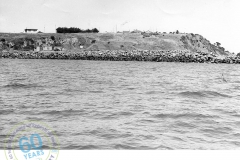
[56,27,99,33]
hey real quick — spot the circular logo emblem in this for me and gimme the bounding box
[4,121,59,160]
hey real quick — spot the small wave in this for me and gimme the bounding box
[40,109,85,117]
[88,90,104,93]
[174,121,197,128]
[232,114,240,118]
[40,144,57,150]
[230,141,240,146]
[142,111,150,114]
[101,133,132,139]
[64,145,100,150]
[139,119,156,123]
[117,111,134,116]
[179,91,231,98]
[170,136,185,142]
[88,129,101,135]
[114,144,137,149]
[101,111,134,119]
[0,134,9,139]
[212,109,240,117]
[234,121,240,126]
[126,87,136,90]
[114,144,160,150]
[156,145,173,150]
[200,127,233,135]
[232,133,240,138]
[63,88,82,93]
[139,134,157,140]
[233,80,240,83]
[27,117,44,121]
[0,109,15,115]
[3,82,41,89]
[152,113,217,119]
[79,145,100,150]
[145,91,163,94]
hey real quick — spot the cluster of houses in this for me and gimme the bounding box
[0,37,64,52]
[33,37,64,52]
[22,28,61,51]
[0,35,87,52]
[117,30,181,34]
[0,40,14,50]
[116,30,182,37]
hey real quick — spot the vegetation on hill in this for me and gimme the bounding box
[0,32,233,56]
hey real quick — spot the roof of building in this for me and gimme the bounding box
[25,29,38,32]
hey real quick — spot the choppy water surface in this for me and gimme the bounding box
[1,59,240,149]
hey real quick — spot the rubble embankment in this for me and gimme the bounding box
[0,50,239,64]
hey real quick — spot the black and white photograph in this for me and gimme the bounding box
[1,0,240,159]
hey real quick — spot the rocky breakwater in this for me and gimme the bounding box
[1,50,240,64]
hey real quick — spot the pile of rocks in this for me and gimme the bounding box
[1,50,239,64]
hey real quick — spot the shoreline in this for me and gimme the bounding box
[0,50,239,64]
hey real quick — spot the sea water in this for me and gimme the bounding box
[1,59,240,149]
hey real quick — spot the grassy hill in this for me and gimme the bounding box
[0,32,230,56]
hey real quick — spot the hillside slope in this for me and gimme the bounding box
[0,32,230,56]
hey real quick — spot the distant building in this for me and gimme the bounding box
[34,46,41,52]
[24,29,38,33]
[145,30,152,34]
[34,45,54,52]
[54,46,63,51]
[42,44,52,51]
[214,42,221,47]
[123,31,130,34]
[131,29,141,33]
[8,42,14,48]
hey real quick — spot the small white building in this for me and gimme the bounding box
[123,31,130,34]
[43,46,52,51]
[24,29,38,33]
[54,46,63,51]
[34,46,41,52]
[131,29,141,33]
[145,30,152,34]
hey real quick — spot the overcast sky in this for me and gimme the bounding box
[0,0,240,52]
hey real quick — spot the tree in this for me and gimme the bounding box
[176,30,179,34]
[56,27,99,33]
[92,28,99,33]
[50,36,55,41]
[85,29,91,33]
[12,38,24,50]
[216,42,221,47]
